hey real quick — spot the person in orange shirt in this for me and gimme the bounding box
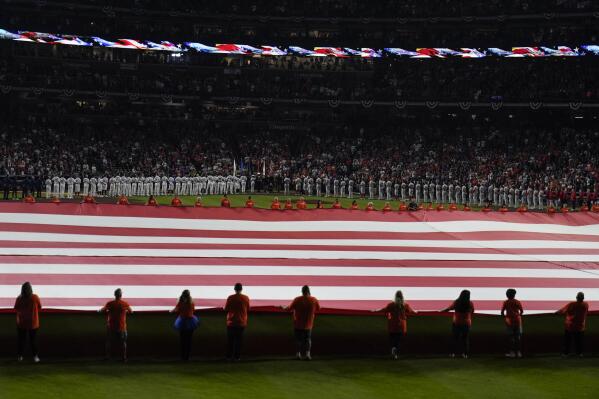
[580,201,589,212]
[315,200,324,209]
[499,204,508,212]
[365,202,375,211]
[296,197,307,209]
[560,204,570,213]
[374,290,416,359]
[23,194,36,203]
[436,203,445,211]
[501,288,523,358]
[245,196,255,208]
[82,195,94,204]
[14,282,42,363]
[224,283,250,361]
[146,195,158,206]
[557,292,589,356]
[99,288,132,362]
[271,197,281,210]
[382,202,392,212]
[592,201,599,213]
[284,285,320,360]
[350,200,359,210]
[517,203,528,212]
[284,199,293,210]
[170,289,198,361]
[463,203,471,211]
[221,194,231,208]
[194,196,203,207]
[117,195,129,205]
[171,196,182,207]
[441,290,474,358]
[331,199,342,209]
[398,202,407,211]
[449,203,458,211]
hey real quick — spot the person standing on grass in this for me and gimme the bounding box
[171,290,199,361]
[224,283,250,361]
[283,285,320,360]
[14,282,42,363]
[441,290,474,358]
[99,288,132,362]
[557,292,588,357]
[373,290,416,359]
[501,288,523,358]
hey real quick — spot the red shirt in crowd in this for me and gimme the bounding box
[101,299,132,332]
[221,197,231,207]
[194,199,203,207]
[332,201,342,209]
[399,203,407,211]
[284,200,293,209]
[271,200,281,210]
[382,302,416,334]
[289,295,320,330]
[225,293,250,327]
[82,195,94,203]
[350,202,359,210]
[14,294,42,330]
[171,197,182,207]
[383,203,392,212]
[366,203,375,211]
[296,200,307,209]
[147,197,158,206]
[245,199,254,208]
[117,195,129,205]
[23,195,35,203]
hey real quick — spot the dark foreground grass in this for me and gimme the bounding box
[0,356,598,399]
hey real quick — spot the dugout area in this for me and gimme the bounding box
[0,311,596,359]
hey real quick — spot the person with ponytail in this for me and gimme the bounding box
[374,290,416,359]
[441,290,475,358]
[171,289,199,361]
[14,282,42,363]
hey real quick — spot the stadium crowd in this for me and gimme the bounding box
[1,121,598,209]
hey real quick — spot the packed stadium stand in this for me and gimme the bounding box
[0,0,598,206]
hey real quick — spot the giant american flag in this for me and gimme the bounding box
[0,203,598,314]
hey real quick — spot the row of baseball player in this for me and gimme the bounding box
[42,175,586,209]
[44,176,254,199]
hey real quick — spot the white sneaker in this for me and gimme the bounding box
[505,352,516,358]
[449,353,455,358]
[462,354,469,359]
[17,356,23,362]
[391,347,398,359]
[296,352,302,360]
[33,356,40,363]
[517,351,522,358]
[305,352,312,361]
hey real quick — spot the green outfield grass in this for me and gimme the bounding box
[129,194,468,210]
[1,356,598,399]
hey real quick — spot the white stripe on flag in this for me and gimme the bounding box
[1,264,598,279]
[1,247,599,261]
[0,285,595,302]
[1,213,599,235]
[2,232,599,249]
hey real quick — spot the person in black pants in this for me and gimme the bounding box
[557,292,589,357]
[224,283,250,361]
[14,282,42,363]
[171,290,198,361]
